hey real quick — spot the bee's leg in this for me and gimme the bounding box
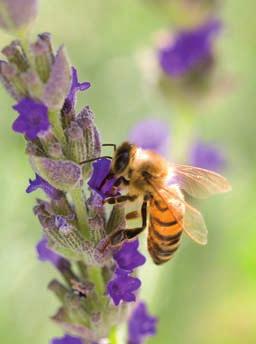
[104,194,137,205]
[109,197,148,246]
[126,210,139,220]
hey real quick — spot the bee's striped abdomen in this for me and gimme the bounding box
[148,196,184,265]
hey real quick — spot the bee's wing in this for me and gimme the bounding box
[172,164,232,199]
[183,202,208,245]
[149,181,208,245]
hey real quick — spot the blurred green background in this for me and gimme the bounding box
[0,0,256,343]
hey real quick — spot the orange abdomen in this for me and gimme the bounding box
[148,195,184,265]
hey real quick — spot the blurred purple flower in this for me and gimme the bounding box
[107,269,141,306]
[128,302,158,344]
[26,174,63,200]
[12,98,50,140]
[113,240,146,272]
[188,140,226,172]
[51,334,83,344]
[88,158,117,199]
[66,67,91,107]
[0,0,38,32]
[36,236,69,269]
[129,119,170,156]
[159,19,221,77]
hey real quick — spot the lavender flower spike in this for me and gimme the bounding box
[0,0,38,33]
[159,19,221,77]
[113,240,146,272]
[107,269,141,306]
[129,118,170,157]
[2,14,153,343]
[188,139,226,172]
[12,98,50,140]
[128,302,158,344]
[51,334,83,344]
[66,67,91,107]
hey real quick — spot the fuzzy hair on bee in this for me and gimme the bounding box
[103,141,231,265]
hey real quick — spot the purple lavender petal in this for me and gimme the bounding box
[188,140,226,172]
[26,174,63,200]
[0,0,38,31]
[36,236,69,269]
[107,269,141,306]
[66,67,91,107]
[113,240,146,272]
[12,98,50,140]
[51,334,83,344]
[159,19,221,77]
[128,302,158,344]
[129,119,170,157]
[88,158,118,199]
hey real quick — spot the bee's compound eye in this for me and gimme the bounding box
[114,152,129,173]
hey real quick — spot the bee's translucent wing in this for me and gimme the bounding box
[149,182,207,245]
[183,203,208,245]
[173,164,232,199]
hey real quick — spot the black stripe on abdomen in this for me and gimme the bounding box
[151,216,178,227]
[148,231,182,265]
[152,241,179,256]
[151,225,182,243]
[154,200,168,212]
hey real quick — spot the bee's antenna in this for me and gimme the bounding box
[102,143,117,152]
[79,156,112,165]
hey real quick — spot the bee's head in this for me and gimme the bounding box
[111,142,135,176]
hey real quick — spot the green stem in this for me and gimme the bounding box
[109,326,118,344]
[70,188,89,239]
[88,266,105,295]
[48,110,66,147]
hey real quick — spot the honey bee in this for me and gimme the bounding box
[101,142,231,265]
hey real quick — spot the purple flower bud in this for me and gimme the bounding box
[12,98,50,140]
[0,0,38,33]
[26,173,63,199]
[128,302,158,344]
[2,40,29,71]
[30,156,82,192]
[21,69,43,98]
[129,118,170,156]
[66,67,91,107]
[113,240,146,272]
[43,46,71,110]
[87,192,106,241]
[36,236,69,269]
[107,269,141,306]
[76,106,102,160]
[88,158,118,199]
[31,34,55,83]
[66,121,84,141]
[188,140,226,172]
[51,334,83,344]
[159,19,221,78]
[1,61,17,78]
[0,61,21,100]
[55,215,73,235]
